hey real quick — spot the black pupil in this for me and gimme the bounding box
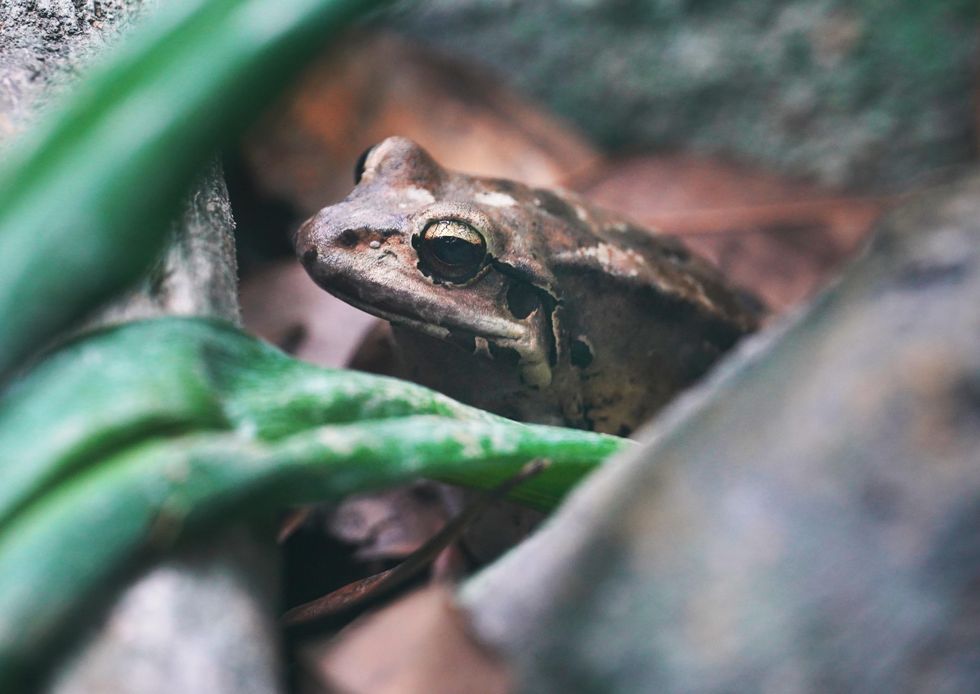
[431,236,482,266]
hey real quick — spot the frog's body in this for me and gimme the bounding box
[296,137,759,436]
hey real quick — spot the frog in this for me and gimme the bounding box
[295,136,760,437]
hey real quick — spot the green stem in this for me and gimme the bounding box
[0,417,627,687]
[0,0,389,380]
[0,318,494,532]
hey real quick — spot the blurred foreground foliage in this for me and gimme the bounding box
[0,0,625,686]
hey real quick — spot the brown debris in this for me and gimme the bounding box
[326,485,453,562]
[242,30,885,319]
[300,586,511,694]
[283,462,547,624]
[239,259,378,366]
[243,31,601,214]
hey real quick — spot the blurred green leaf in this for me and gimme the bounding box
[0,0,388,380]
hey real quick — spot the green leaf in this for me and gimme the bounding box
[0,0,389,380]
[0,318,628,685]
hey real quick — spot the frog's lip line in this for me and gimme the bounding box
[324,286,523,343]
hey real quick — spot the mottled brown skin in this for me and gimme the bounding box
[296,137,759,435]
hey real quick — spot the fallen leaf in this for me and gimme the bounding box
[302,586,511,694]
[240,259,377,367]
[243,31,601,214]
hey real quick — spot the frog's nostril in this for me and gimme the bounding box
[337,229,359,248]
[301,248,318,265]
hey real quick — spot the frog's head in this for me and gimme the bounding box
[295,137,562,387]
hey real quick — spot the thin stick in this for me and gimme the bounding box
[282,459,550,625]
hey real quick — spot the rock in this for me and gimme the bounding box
[0,0,149,137]
[387,0,978,189]
[464,168,980,691]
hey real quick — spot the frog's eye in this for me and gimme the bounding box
[353,145,374,184]
[415,220,487,283]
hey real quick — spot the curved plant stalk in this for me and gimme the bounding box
[0,0,389,380]
[0,318,523,531]
[0,330,627,687]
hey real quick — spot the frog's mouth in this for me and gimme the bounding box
[325,281,530,344]
[324,284,475,342]
[312,272,557,389]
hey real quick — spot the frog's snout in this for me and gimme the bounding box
[299,245,318,267]
[294,218,338,287]
[293,218,317,257]
[294,216,356,267]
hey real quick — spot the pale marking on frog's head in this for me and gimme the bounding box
[404,186,436,205]
[474,191,517,208]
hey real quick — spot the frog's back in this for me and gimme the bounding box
[468,180,763,434]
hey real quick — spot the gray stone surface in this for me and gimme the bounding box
[465,169,980,691]
[389,0,978,189]
[2,2,276,691]
[94,156,242,328]
[0,0,150,137]
[47,530,280,694]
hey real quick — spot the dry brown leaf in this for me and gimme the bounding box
[239,259,378,367]
[301,586,511,694]
[326,485,452,562]
[244,31,601,214]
